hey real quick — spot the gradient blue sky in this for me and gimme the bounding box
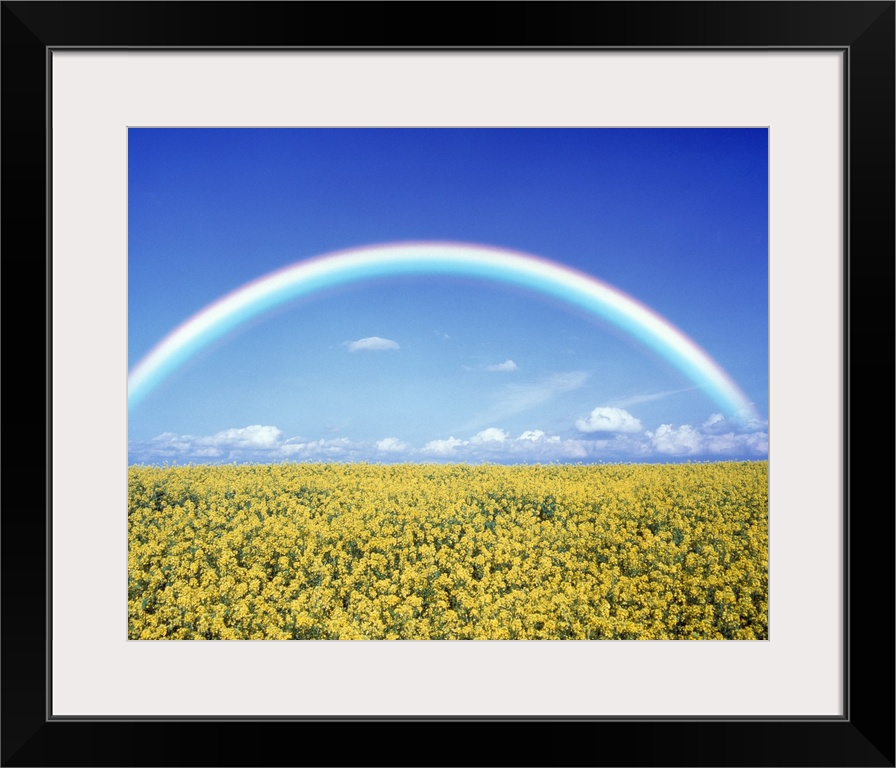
[128,128,768,465]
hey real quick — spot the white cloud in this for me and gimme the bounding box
[551,440,590,459]
[193,447,223,458]
[648,424,704,455]
[421,436,467,456]
[486,359,517,372]
[344,336,399,352]
[149,432,192,452]
[575,407,643,434]
[471,427,509,444]
[698,414,769,453]
[704,430,769,455]
[201,424,284,449]
[609,387,696,409]
[746,432,769,453]
[376,437,409,452]
[646,421,769,457]
[280,437,355,458]
[517,429,545,442]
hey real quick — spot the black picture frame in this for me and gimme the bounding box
[3,2,893,766]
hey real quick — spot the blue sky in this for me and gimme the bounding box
[128,128,768,465]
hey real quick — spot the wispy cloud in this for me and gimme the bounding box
[461,371,588,432]
[485,359,517,372]
[344,336,399,352]
[608,387,696,409]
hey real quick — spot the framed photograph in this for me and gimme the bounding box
[4,2,892,765]
[125,127,772,645]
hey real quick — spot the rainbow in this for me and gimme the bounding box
[128,241,759,422]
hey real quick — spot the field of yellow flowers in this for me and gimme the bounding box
[128,461,767,640]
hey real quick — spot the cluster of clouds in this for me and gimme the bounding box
[417,410,767,462]
[133,425,369,464]
[129,407,768,466]
[130,333,766,464]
